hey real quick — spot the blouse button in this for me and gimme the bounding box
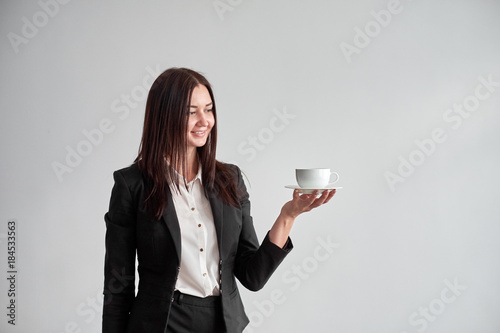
[198,224,201,227]
[200,248,204,252]
[191,207,195,211]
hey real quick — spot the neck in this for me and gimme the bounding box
[184,148,199,182]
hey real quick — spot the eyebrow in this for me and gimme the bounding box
[189,102,213,108]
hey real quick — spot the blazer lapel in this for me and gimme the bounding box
[161,187,181,263]
[208,190,224,254]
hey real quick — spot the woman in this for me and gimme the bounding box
[102,67,336,333]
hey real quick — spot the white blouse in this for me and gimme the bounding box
[169,166,221,297]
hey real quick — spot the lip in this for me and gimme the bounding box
[191,130,207,137]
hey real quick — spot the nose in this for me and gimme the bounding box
[196,112,210,126]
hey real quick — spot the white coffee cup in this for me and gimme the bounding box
[296,168,340,188]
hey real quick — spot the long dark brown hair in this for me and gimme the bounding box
[135,67,241,219]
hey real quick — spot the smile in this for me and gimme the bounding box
[191,130,207,136]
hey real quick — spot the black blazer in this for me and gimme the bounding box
[102,163,292,333]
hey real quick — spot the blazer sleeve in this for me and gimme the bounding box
[102,170,137,333]
[233,166,293,291]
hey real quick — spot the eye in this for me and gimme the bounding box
[206,109,213,112]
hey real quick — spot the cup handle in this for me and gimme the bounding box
[329,172,340,184]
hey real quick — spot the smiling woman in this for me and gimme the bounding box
[102,67,337,333]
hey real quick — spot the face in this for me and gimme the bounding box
[186,84,215,151]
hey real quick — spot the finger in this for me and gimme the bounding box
[316,190,330,202]
[300,190,319,206]
[310,195,328,208]
[323,189,336,204]
[320,189,330,199]
[304,191,327,208]
[313,189,335,206]
[310,190,321,201]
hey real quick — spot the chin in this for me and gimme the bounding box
[189,140,208,148]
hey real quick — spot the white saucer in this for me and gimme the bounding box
[285,185,343,194]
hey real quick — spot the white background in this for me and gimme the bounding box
[1,0,499,332]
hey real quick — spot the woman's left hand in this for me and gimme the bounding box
[269,189,337,248]
[281,189,336,219]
